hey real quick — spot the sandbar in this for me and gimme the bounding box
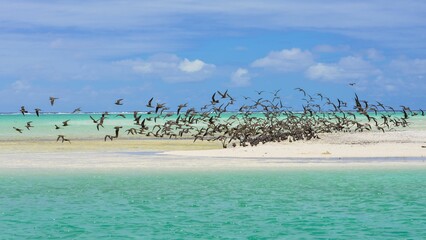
[0,130,425,170]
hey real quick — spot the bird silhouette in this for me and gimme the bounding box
[13,127,23,133]
[50,97,58,106]
[35,108,41,117]
[72,107,81,114]
[115,99,124,105]
[25,121,34,130]
[20,106,28,116]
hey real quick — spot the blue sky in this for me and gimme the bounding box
[1,0,426,112]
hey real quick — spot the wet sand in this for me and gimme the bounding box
[0,130,425,170]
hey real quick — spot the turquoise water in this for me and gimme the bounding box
[1,112,425,141]
[1,169,426,239]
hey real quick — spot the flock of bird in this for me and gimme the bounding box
[12,88,425,148]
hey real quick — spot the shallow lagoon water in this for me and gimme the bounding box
[1,112,425,141]
[1,113,426,238]
[1,168,425,239]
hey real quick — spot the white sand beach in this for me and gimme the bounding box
[164,130,426,159]
[0,130,425,170]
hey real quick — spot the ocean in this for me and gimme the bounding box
[1,169,425,239]
[1,113,426,238]
[1,112,425,141]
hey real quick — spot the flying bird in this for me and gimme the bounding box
[35,108,41,117]
[62,120,70,127]
[146,97,154,108]
[177,103,188,115]
[72,107,81,114]
[57,135,71,143]
[114,126,123,137]
[13,127,23,133]
[50,97,58,106]
[20,106,28,116]
[25,121,34,130]
[115,99,124,105]
[104,135,115,141]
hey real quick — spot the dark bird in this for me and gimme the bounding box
[25,121,34,130]
[57,135,71,143]
[295,88,306,96]
[177,103,187,115]
[62,120,70,127]
[211,93,219,104]
[20,106,28,116]
[134,114,142,125]
[72,107,81,114]
[104,135,115,141]
[116,114,126,118]
[349,83,356,86]
[272,89,281,96]
[35,108,41,117]
[146,97,154,108]
[217,90,228,98]
[50,97,58,106]
[13,127,23,133]
[155,103,165,114]
[114,126,123,138]
[97,115,106,130]
[56,135,65,142]
[115,99,124,105]
[55,125,61,130]
[125,128,138,135]
[90,115,98,123]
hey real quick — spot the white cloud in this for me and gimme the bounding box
[390,58,426,75]
[306,64,341,80]
[306,56,381,82]
[231,68,251,87]
[119,54,215,82]
[364,48,383,60]
[251,48,314,72]
[313,44,350,53]
[11,80,31,92]
[178,59,206,73]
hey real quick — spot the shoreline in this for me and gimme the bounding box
[1,150,426,171]
[0,130,425,170]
